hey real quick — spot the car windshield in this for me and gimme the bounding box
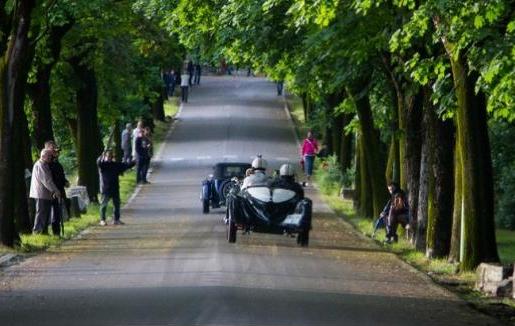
[246,187,271,202]
[223,166,246,178]
[272,189,296,203]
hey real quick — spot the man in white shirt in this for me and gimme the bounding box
[180,72,189,103]
[242,156,269,189]
[30,149,61,234]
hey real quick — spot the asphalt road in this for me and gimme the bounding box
[0,77,500,325]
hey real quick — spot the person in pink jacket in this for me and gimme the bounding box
[300,131,319,186]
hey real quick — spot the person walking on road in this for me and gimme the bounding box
[187,60,194,86]
[194,63,201,85]
[180,70,190,103]
[30,149,61,234]
[300,131,319,186]
[97,150,135,226]
[135,127,152,184]
[121,123,133,163]
[45,141,70,236]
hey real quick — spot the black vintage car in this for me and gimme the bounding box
[225,182,312,246]
[201,162,251,214]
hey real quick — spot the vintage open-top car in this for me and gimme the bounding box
[225,182,312,246]
[201,162,251,214]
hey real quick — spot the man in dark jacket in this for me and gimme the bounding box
[135,127,152,184]
[373,182,409,243]
[97,150,135,225]
[45,141,69,236]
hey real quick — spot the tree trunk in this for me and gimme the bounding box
[301,93,309,123]
[448,55,499,269]
[427,117,455,258]
[151,87,166,122]
[405,91,424,234]
[0,0,36,246]
[69,54,102,203]
[354,134,361,210]
[30,66,54,149]
[351,88,387,218]
[28,22,74,150]
[415,99,430,251]
[449,131,462,263]
[339,114,354,172]
[358,133,374,218]
[113,122,123,162]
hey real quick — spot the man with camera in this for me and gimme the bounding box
[97,150,135,226]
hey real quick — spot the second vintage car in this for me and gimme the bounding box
[200,162,251,214]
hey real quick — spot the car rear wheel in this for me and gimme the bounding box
[227,211,237,243]
[202,199,210,214]
[297,229,309,247]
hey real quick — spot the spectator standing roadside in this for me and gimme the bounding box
[194,63,201,85]
[180,71,189,103]
[187,60,194,86]
[45,141,70,236]
[169,69,176,96]
[97,150,135,226]
[132,120,144,159]
[300,131,319,186]
[135,127,152,184]
[30,149,61,234]
[277,80,284,96]
[121,123,133,163]
[163,70,172,98]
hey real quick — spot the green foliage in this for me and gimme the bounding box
[315,155,343,195]
[490,120,515,230]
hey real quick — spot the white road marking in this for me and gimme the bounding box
[169,157,185,161]
[197,156,212,160]
[276,157,291,161]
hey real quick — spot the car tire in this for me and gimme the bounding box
[202,199,210,214]
[227,211,237,243]
[297,229,309,247]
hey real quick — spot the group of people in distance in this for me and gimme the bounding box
[27,119,155,235]
[163,60,202,104]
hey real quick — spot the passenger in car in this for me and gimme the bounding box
[270,164,304,198]
[241,156,268,189]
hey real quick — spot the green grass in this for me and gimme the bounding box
[496,229,515,264]
[164,97,179,118]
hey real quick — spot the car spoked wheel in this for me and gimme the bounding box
[202,199,210,214]
[297,229,309,247]
[227,210,237,243]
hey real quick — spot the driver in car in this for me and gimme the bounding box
[241,155,269,189]
[270,164,304,198]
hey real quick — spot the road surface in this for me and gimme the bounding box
[0,77,499,325]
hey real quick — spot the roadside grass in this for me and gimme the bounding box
[16,112,175,254]
[496,229,515,264]
[164,97,179,118]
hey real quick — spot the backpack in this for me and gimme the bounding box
[392,192,406,211]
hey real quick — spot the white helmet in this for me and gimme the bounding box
[280,164,295,177]
[251,155,267,170]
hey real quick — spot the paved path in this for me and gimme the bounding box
[0,77,499,325]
